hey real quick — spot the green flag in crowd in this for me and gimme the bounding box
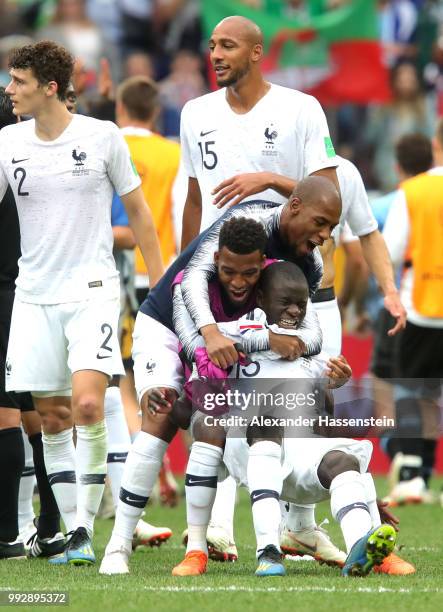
[201,0,390,105]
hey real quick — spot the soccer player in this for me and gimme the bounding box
[188,262,398,577]
[0,87,64,561]
[99,176,341,574]
[277,155,407,565]
[382,120,443,505]
[180,15,339,249]
[0,41,163,565]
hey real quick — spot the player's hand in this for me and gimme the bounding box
[98,57,114,99]
[377,498,400,532]
[384,291,406,336]
[269,332,306,361]
[203,329,239,369]
[141,387,177,415]
[325,355,352,388]
[212,172,271,209]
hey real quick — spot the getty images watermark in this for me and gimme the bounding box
[189,377,442,439]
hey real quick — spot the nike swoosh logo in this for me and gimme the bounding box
[187,479,213,485]
[96,354,111,360]
[125,497,142,504]
[200,129,216,137]
[252,493,268,502]
[12,157,29,164]
[291,536,317,554]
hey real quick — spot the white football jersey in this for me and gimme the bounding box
[332,155,378,245]
[0,114,141,304]
[180,84,338,230]
[229,348,328,380]
[217,309,328,380]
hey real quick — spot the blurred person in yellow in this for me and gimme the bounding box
[382,120,443,506]
[115,76,181,303]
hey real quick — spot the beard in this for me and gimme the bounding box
[215,62,250,87]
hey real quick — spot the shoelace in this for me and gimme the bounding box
[259,545,282,562]
[316,518,330,536]
[66,529,84,549]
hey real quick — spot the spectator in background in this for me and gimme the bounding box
[365,60,434,192]
[369,133,433,437]
[378,0,420,67]
[381,123,443,506]
[119,0,159,58]
[159,50,207,113]
[124,51,155,79]
[159,0,202,58]
[36,0,119,83]
[122,50,181,138]
[86,0,122,47]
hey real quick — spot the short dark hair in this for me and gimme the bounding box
[259,261,308,294]
[8,40,74,101]
[0,87,15,129]
[395,133,433,177]
[117,76,159,121]
[218,217,267,255]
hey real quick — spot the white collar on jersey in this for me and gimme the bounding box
[120,126,153,137]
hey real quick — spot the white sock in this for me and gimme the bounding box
[43,428,77,533]
[75,420,107,537]
[285,503,316,532]
[330,470,372,552]
[209,475,237,541]
[360,472,381,528]
[111,431,168,543]
[185,442,223,554]
[247,441,283,557]
[104,387,131,507]
[18,431,36,532]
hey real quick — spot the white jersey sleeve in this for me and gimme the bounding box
[382,189,410,267]
[179,103,196,178]
[339,221,359,245]
[304,95,338,176]
[105,122,141,196]
[336,156,378,237]
[172,281,205,362]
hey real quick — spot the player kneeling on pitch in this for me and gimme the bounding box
[173,262,401,577]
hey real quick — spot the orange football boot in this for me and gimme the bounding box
[172,550,208,576]
[373,552,416,575]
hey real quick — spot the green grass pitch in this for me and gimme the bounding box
[0,477,442,612]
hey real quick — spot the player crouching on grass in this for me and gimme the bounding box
[172,262,412,577]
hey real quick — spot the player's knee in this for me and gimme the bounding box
[73,393,102,424]
[317,450,360,489]
[193,417,226,448]
[39,406,72,434]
